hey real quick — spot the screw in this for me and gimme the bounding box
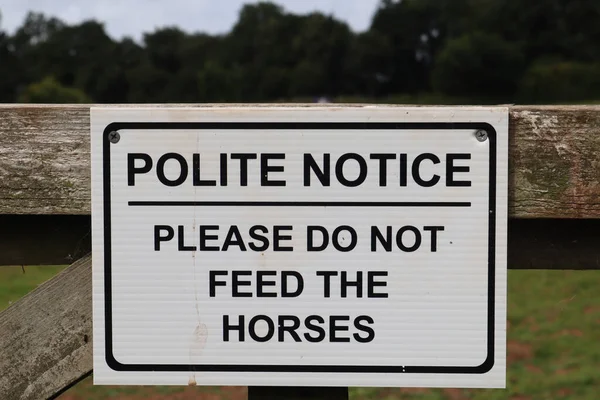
[475,130,488,142]
[108,131,120,144]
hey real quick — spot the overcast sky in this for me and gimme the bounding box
[1,0,380,41]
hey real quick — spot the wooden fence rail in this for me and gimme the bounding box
[0,256,92,400]
[1,104,600,218]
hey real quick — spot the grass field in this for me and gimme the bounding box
[1,265,598,400]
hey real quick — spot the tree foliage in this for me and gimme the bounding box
[518,61,600,103]
[432,32,525,97]
[2,0,600,104]
[17,76,91,103]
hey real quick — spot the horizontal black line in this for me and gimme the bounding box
[109,363,486,374]
[128,201,471,207]
[105,122,496,131]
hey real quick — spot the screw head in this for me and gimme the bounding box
[475,130,488,142]
[108,131,120,144]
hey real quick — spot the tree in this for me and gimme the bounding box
[518,61,600,103]
[197,61,241,102]
[144,27,186,74]
[474,0,600,63]
[344,30,394,97]
[288,12,354,98]
[0,31,20,102]
[432,31,525,99]
[2,0,600,104]
[225,2,297,100]
[12,12,64,47]
[370,0,457,94]
[17,76,91,103]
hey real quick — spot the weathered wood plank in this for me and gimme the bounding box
[1,104,599,218]
[510,106,600,218]
[0,105,90,215]
[0,255,92,400]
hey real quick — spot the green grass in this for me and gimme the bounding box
[0,265,67,310]
[1,267,598,399]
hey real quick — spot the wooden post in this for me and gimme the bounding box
[248,386,348,400]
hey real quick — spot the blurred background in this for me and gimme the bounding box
[0,0,599,399]
[1,0,600,105]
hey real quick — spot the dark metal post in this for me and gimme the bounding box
[248,386,349,400]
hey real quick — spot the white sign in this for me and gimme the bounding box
[91,106,507,388]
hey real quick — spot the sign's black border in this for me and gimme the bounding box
[102,122,497,374]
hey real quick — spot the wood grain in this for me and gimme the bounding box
[1,104,599,218]
[0,105,90,215]
[510,106,600,218]
[0,255,92,400]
